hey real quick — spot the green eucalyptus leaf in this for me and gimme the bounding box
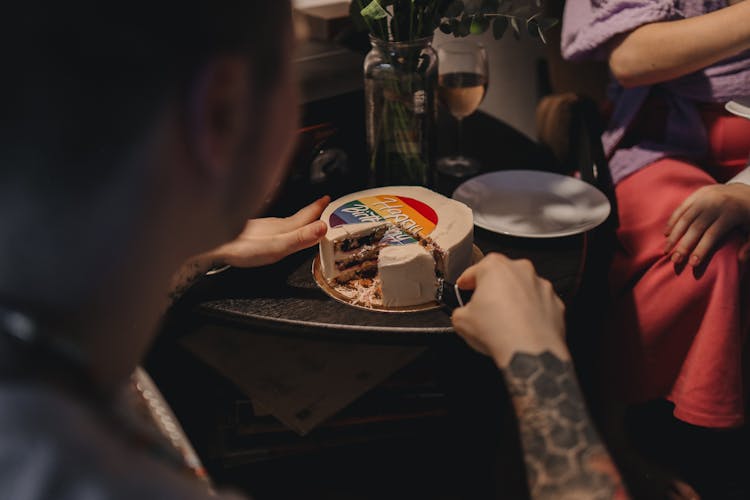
[445,0,464,19]
[538,25,547,43]
[470,14,490,35]
[360,0,389,21]
[527,18,540,38]
[350,0,388,39]
[510,16,521,40]
[536,16,560,31]
[352,0,556,43]
[492,15,508,39]
[455,15,472,36]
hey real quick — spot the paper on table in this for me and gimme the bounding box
[181,325,425,435]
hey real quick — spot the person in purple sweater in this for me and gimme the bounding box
[0,1,632,499]
[562,0,750,496]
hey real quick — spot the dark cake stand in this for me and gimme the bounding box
[186,228,585,344]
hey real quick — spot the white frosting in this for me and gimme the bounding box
[319,186,474,307]
[378,245,437,307]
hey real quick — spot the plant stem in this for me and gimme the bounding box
[410,0,414,42]
[390,4,398,41]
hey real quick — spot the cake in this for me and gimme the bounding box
[319,186,474,308]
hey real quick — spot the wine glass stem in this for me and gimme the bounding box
[457,117,463,158]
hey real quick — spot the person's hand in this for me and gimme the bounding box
[211,195,330,268]
[667,479,701,500]
[664,184,750,267]
[450,253,567,367]
[169,196,330,300]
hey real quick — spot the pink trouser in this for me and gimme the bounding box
[607,111,750,428]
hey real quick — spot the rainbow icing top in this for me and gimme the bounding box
[329,194,438,245]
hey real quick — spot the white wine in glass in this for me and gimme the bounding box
[438,72,488,118]
[436,41,489,178]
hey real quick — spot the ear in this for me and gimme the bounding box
[189,57,250,183]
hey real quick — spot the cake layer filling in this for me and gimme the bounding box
[334,245,382,271]
[328,225,442,306]
[333,225,388,252]
[333,260,379,283]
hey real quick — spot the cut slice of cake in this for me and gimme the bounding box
[319,186,474,308]
[378,244,438,307]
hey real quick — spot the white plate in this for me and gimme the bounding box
[725,98,750,120]
[453,170,611,238]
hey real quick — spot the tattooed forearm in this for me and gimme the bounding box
[501,351,629,500]
[168,256,224,304]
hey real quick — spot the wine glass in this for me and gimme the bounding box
[436,40,489,178]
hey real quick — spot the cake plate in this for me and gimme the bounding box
[188,230,584,344]
[189,247,459,344]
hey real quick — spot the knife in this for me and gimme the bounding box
[436,278,474,312]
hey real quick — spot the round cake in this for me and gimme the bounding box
[319,186,474,308]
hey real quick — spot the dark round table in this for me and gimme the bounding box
[183,109,586,344]
[187,227,584,344]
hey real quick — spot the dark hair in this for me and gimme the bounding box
[1,2,291,195]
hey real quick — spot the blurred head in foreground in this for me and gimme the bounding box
[0,1,297,386]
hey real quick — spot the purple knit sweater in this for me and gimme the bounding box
[561,0,750,183]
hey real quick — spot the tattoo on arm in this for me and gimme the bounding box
[168,258,223,304]
[501,351,629,500]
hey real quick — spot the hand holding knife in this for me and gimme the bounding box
[436,278,474,312]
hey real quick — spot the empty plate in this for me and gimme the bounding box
[725,97,750,120]
[453,170,611,238]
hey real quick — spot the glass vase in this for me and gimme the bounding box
[364,36,438,187]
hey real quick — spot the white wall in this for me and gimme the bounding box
[434,30,545,140]
[294,0,546,139]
